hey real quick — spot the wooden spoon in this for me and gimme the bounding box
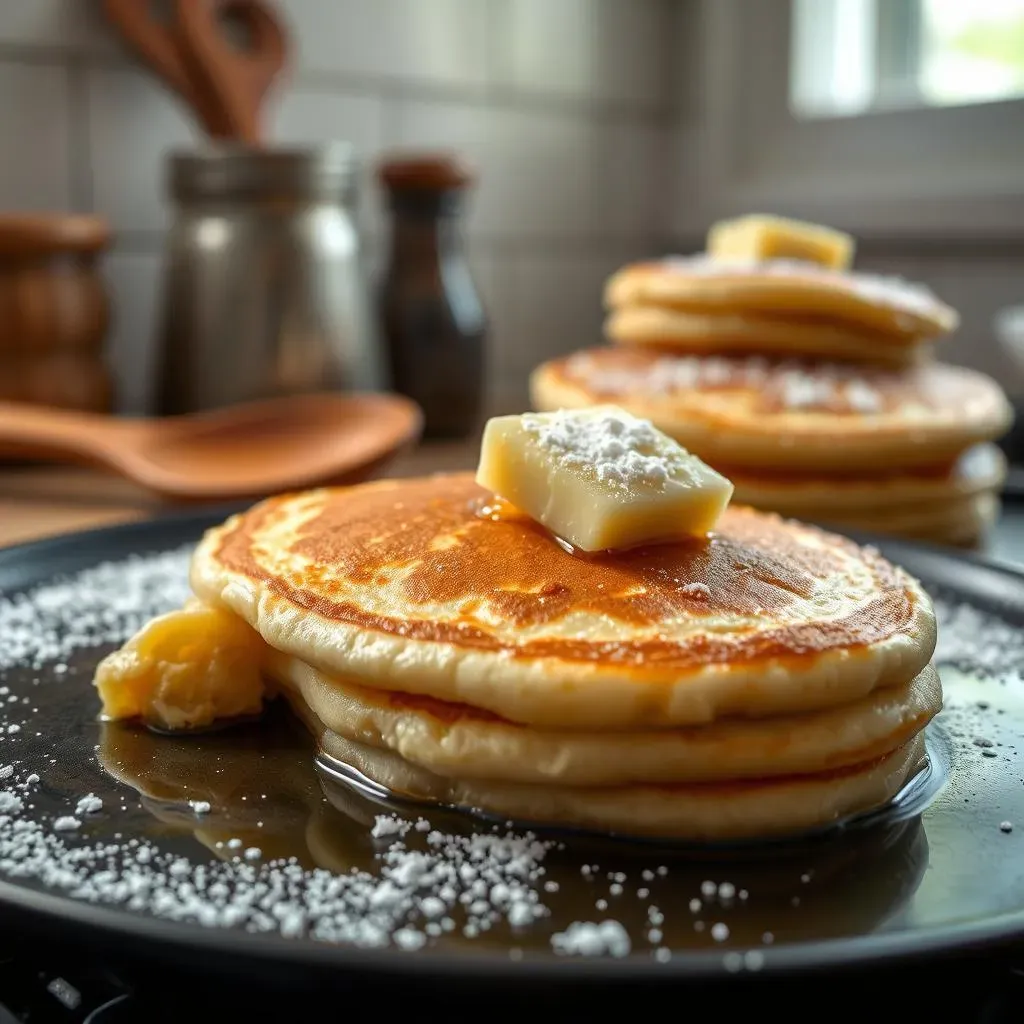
[0,393,423,502]
[174,0,289,145]
[101,0,236,139]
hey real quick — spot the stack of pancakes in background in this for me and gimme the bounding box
[143,474,943,843]
[531,216,1014,546]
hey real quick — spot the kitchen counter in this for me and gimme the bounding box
[0,442,477,549]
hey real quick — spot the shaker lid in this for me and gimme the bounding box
[0,214,110,256]
[167,143,356,201]
[376,152,475,191]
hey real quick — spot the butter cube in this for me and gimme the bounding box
[476,406,734,552]
[707,214,854,270]
[94,603,267,729]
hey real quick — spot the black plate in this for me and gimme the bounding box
[0,508,1022,996]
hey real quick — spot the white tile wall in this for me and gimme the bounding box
[0,0,115,53]
[850,252,1024,396]
[103,250,165,414]
[491,247,650,410]
[388,100,597,242]
[0,63,72,211]
[594,120,667,240]
[267,86,386,235]
[0,0,673,414]
[282,0,490,89]
[87,68,199,234]
[496,0,671,108]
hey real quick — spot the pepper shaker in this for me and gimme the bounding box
[376,154,487,439]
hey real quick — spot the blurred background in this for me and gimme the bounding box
[0,0,1023,541]
[0,0,1018,417]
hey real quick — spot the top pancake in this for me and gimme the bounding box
[605,257,958,340]
[531,347,1012,473]
[190,473,936,731]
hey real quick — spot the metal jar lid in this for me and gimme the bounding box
[166,143,356,203]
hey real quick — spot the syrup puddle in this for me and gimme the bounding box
[83,664,1017,956]
[313,725,951,853]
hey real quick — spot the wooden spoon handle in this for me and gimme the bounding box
[0,401,124,467]
[101,0,236,139]
[175,0,289,146]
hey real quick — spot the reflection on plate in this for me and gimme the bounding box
[97,705,934,954]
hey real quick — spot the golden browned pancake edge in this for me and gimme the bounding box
[530,347,1013,473]
[604,305,927,365]
[604,259,958,338]
[189,472,936,730]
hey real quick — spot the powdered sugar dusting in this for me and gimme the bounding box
[567,353,885,415]
[551,920,631,957]
[933,598,1024,686]
[0,541,1019,961]
[523,409,681,488]
[0,550,566,954]
[0,547,193,671]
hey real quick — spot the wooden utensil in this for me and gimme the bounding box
[0,392,422,501]
[175,0,289,145]
[102,0,231,138]
[101,0,288,144]
[0,214,114,413]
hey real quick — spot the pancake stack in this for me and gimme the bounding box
[530,238,1014,546]
[98,472,943,843]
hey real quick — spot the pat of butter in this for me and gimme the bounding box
[476,406,733,552]
[708,214,854,270]
[94,601,268,730]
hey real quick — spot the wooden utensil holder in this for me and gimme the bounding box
[0,215,114,413]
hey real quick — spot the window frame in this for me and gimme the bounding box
[674,0,1024,240]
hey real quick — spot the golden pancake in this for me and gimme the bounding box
[189,473,936,731]
[267,651,941,786]
[605,257,958,339]
[820,492,1000,549]
[727,444,1006,513]
[530,348,1012,473]
[605,305,927,365]
[311,723,929,842]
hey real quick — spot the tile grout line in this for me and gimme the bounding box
[65,56,94,214]
[481,0,508,105]
[0,43,674,125]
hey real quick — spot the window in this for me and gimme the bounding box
[791,0,1024,119]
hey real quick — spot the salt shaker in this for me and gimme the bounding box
[155,144,381,415]
[376,154,487,439]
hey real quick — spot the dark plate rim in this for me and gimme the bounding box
[1,505,1024,981]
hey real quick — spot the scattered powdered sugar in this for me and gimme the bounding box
[0,538,1018,961]
[567,351,768,397]
[524,409,680,488]
[932,598,1024,685]
[777,369,882,414]
[844,379,884,414]
[567,353,885,416]
[74,795,102,816]
[0,769,559,951]
[779,369,835,410]
[0,547,193,671]
[551,920,631,957]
